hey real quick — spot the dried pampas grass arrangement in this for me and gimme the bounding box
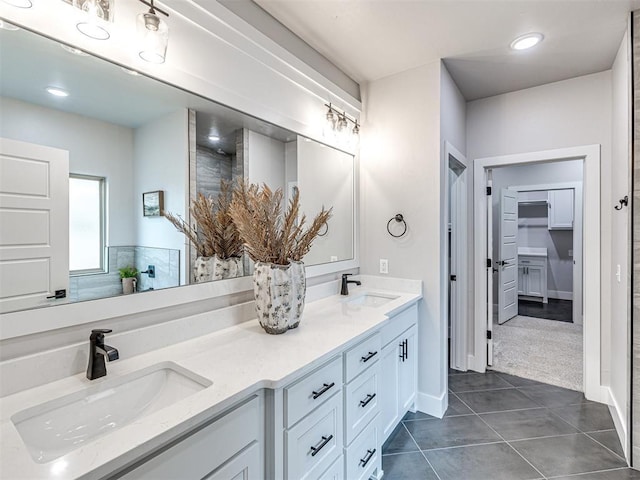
[165,181,243,259]
[229,181,332,265]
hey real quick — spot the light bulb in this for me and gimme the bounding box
[510,33,544,51]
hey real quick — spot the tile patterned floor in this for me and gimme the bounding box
[382,371,637,480]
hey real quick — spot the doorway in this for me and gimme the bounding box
[472,145,605,403]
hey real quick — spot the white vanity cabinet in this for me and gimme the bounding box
[379,305,418,441]
[116,394,264,480]
[518,255,548,303]
[547,189,574,230]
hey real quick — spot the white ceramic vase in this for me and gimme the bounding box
[194,255,244,283]
[253,261,306,334]
[122,277,136,295]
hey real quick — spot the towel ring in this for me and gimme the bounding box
[387,213,407,238]
[318,222,329,237]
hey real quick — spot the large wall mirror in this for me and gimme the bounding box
[0,26,355,314]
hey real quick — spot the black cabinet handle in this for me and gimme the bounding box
[404,339,409,361]
[359,393,376,408]
[312,382,335,400]
[399,340,406,362]
[310,434,333,457]
[359,448,376,467]
[361,351,378,363]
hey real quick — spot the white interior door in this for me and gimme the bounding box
[0,137,69,313]
[498,189,518,324]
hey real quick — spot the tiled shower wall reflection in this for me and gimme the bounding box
[68,246,180,302]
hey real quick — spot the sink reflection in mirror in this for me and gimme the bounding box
[344,292,400,308]
[11,362,211,463]
[0,25,355,314]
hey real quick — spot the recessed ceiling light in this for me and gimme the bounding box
[0,20,20,31]
[510,33,544,51]
[60,44,89,56]
[2,0,32,8]
[121,67,140,76]
[46,87,69,97]
[208,135,220,142]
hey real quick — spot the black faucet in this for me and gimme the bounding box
[340,273,361,296]
[87,329,119,380]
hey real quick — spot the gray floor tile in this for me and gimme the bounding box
[520,384,587,407]
[382,452,439,480]
[551,403,616,432]
[444,393,473,417]
[448,372,512,392]
[550,468,640,479]
[494,372,548,387]
[404,414,501,450]
[448,368,470,375]
[480,407,580,440]
[382,423,419,454]
[402,410,436,422]
[456,388,541,413]
[511,433,627,477]
[424,442,541,480]
[588,430,626,458]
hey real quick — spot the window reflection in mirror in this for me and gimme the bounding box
[0,25,356,314]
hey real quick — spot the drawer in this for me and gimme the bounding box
[285,356,343,428]
[344,365,379,445]
[345,416,380,480]
[380,304,417,347]
[518,255,546,267]
[318,454,344,480]
[286,393,344,480]
[344,333,381,383]
[119,395,261,479]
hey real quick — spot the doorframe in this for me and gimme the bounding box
[507,182,583,326]
[473,145,605,402]
[444,141,469,372]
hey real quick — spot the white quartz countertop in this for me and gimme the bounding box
[0,283,421,479]
[518,247,548,257]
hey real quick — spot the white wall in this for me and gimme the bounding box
[361,62,445,415]
[610,27,631,456]
[467,72,613,380]
[133,109,189,285]
[0,96,135,246]
[491,161,583,298]
[247,130,286,193]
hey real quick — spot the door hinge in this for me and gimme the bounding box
[46,289,67,299]
[486,186,492,195]
[486,330,492,340]
[450,275,457,281]
[486,258,492,268]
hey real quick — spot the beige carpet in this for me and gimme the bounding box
[491,315,583,391]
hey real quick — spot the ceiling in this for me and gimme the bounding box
[254,0,640,100]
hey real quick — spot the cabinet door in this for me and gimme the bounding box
[548,189,574,230]
[398,326,417,413]
[526,265,545,297]
[205,442,260,480]
[380,343,399,440]
[517,266,525,295]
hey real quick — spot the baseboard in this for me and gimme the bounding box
[606,387,629,462]
[416,390,446,418]
[547,290,573,301]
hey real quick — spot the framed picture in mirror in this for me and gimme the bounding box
[143,191,164,217]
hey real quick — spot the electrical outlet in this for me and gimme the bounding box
[616,264,621,283]
[380,259,389,274]
[330,256,338,262]
[147,265,155,278]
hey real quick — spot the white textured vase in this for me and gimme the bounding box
[194,256,244,283]
[253,261,306,335]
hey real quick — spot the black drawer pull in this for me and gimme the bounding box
[359,393,376,408]
[310,434,333,457]
[312,382,335,400]
[359,448,376,467]
[399,340,406,361]
[360,351,378,363]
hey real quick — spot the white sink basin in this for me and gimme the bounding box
[12,362,211,463]
[344,292,399,307]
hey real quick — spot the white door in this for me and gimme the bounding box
[0,138,69,313]
[498,189,518,324]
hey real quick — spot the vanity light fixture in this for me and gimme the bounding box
[208,135,220,142]
[510,32,544,51]
[46,86,70,97]
[73,0,114,40]
[60,43,89,56]
[323,103,360,144]
[137,0,169,64]
[2,0,32,8]
[0,19,20,30]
